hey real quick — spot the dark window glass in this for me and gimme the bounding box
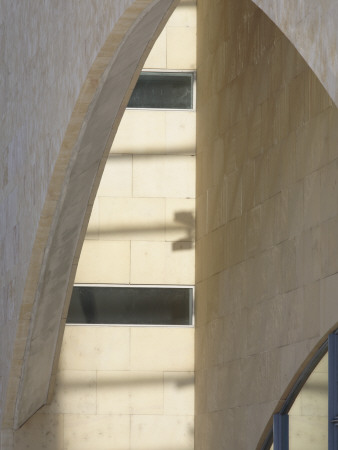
[127,72,194,109]
[67,285,193,325]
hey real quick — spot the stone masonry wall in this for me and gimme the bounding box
[0,0,133,441]
[195,0,338,448]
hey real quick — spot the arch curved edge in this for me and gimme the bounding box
[3,0,178,430]
[256,323,338,449]
[252,0,338,106]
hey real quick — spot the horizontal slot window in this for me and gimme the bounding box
[67,285,194,326]
[127,72,194,109]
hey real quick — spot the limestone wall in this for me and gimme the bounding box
[11,2,196,449]
[252,0,338,106]
[2,0,338,449]
[195,0,338,448]
[12,326,194,450]
[76,0,197,282]
[0,0,134,440]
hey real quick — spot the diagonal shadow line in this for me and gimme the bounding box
[54,374,194,388]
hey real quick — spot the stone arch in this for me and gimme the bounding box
[248,1,338,445]
[195,1,338,449]
[4,0,178,431]
[2,0,338,444]
[251,0,338,106]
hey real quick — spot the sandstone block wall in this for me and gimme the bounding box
[75,0,196,287]
[196,0,338,448]
[2,0,338,449]
[12,326,194,450]
[10,2,196,448]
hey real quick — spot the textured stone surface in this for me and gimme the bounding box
[3,0,195,447]
[0,0,179,439]
[0,0,132,435]
[253,0,338,106]
[13,325,194,449]
[2,0,338,448]
[196,0,338,448]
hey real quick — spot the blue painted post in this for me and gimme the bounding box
[329,333,338,450]
[273,414,289,450]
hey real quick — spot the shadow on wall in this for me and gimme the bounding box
[86,210,195,250]
[13,372,194,449]
[86,149,196,250]
[51,372,194,388]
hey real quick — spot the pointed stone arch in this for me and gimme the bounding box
[252,0,338,106]
[4,0,178,431]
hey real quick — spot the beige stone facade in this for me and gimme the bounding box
[14,326,194,450]
[1,0,338,449]
[11,2,196,449]
[196,0,338,448]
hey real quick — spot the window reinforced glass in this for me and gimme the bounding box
[67,285,194,326]
[127,72,195,110]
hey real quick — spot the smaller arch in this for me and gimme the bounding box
[258,326,338,450]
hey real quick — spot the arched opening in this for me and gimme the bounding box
[260,332,337,449]
[2,0,338,449]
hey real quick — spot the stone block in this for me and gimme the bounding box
[289,415,328,450]
[299,371,328,416]
[165,111,196,153]
[280,238,299,293]
[301,227,321,285]
[75,240,130,283]
[99,197,166,241]
[207,183,224,232]
[203,226,225,278]
[130,241,194,284]
[143,28,167,69]
[167,26,196,69]
[288,180,303,238]
[130,327,194,371]
[64,414,130,450]
[304,172,321,228]
[242,159,255,213]
[112,110,166,154]
[167,2,197,27]
[227,217,245,267]
[324,216,338,276]
[289,71,310,132]
[97,371,164,414]
[58,326,130,371]
[45,370,96,414]
[320,159,338,222]
[163,371,194,414]
[133,154,195,198]
[254,151,268,206]
[320,272,338,334]
[97,154,132,197]
[194,370,207,415]
[260,197,275,250]
[328,107,338,161]
[130,415,194,450]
